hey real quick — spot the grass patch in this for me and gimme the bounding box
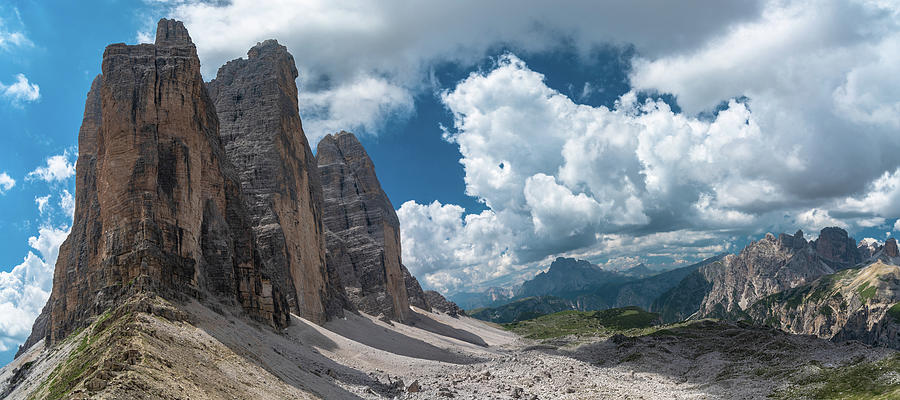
[858,283,877,303]
[502,306,661,340]
[888,303,900,323]
[776,353,900,400]
[29,307,118,400]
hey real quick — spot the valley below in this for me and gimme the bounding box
[3,296,898,399]
[2,14,900,400]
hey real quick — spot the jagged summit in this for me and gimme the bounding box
[207,36,344,323]
[655,226,873,323]
[884,237,899,258]
[20,19,322,356]
[814,226,862,268]
[154,19,193,47]
[317,130,425,322]
[18,19,454,361]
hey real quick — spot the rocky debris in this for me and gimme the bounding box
[391,318,894,400]
[20,19,297,353]
[425,290,465,317]
[318,131,428,322]
[207,39,344,323]
[7,292,896,400]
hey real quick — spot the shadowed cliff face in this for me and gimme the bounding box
[317,131,423,322]
[208,39,346,323]
[20,20,296,353]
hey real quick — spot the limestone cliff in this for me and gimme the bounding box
[403,265,431,311]
[424,290,464,317]
[207,39,345,322]
[695,230,835,318]
[655,228,863,323]
[748,258,900,349]
[317,131,427,322]
[21,20,294,352]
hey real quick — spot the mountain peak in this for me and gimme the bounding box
[884,237,899,258]
[813,226,861,268]
[317,129,422,322]
[155,19,193,47]
[778,229,807,250]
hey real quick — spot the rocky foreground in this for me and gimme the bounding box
[3,295,897,399]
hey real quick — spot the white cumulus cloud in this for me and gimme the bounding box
[0,225,69,352]
[27,152,75,183]
[59,190,75,219]
[0,13,32,51]
[0,73,39,106]
[153,0,764,142]
[0,172,14,194]
[141,0,900,292]
[404,42,900,292]
[34,194,50,215]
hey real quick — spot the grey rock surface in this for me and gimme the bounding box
[317,131,417,322]
[813,227,863,269]
[748,258,900,349]
[657,228,864,323]
[424,290,464,317]
[20,20,304,355]
[208,39,344,323]
[403,265,431,311]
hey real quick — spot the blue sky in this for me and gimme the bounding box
[2,0,900,366]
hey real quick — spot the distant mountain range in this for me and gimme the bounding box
[466,255,724,323]
[467,227,900,350]
[449,286,517,310]
[747,239,900,348]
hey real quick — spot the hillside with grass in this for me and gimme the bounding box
[467,296,573,323]
[747,260,900,348]
[502,306,662,340]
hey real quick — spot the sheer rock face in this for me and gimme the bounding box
[317,131,425,322]
[403,265,431,311]
[17,75,104,356]
[748,260,900,349]
[22,20,293,351]
[884,238,899,258]
[207,39,343,322]
[812,227,862,269]
[696,230,836,318]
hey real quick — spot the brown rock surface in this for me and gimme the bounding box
[812,227,862,269]
[884,238,899,258]
[317,131,414,322]
[207,39,344,322]
[21,19,294,351]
